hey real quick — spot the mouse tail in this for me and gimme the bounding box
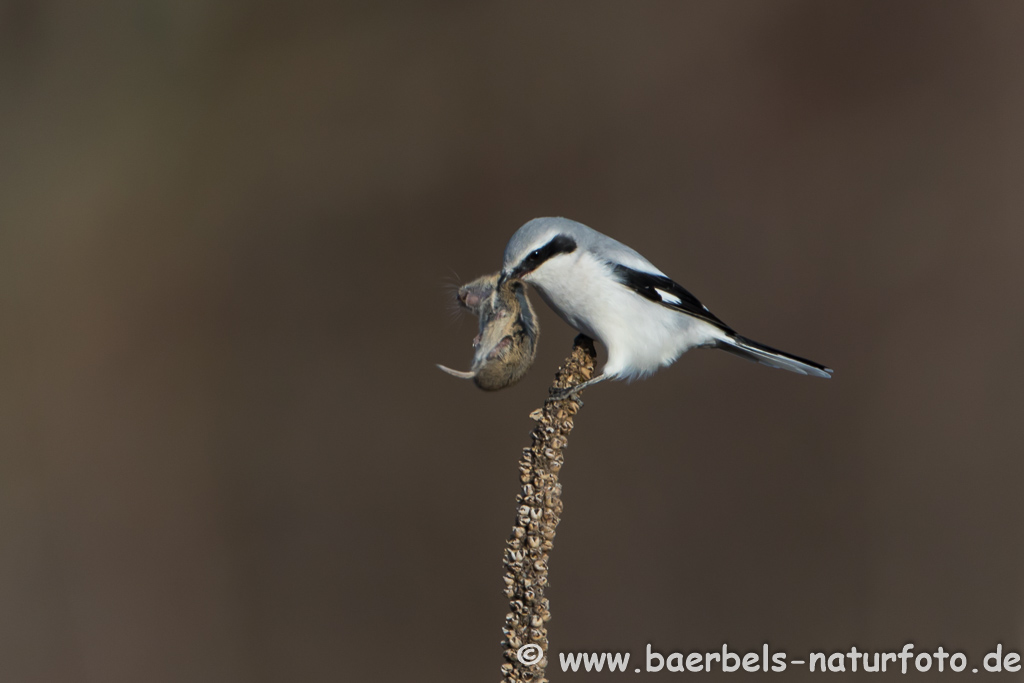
[437,364,476,379]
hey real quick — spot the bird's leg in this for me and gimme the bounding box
[548,373,608,401]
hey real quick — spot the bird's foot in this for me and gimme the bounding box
[547,374,607,402]
[548,385,583,403]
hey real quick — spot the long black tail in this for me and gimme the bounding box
[716,334,833,378]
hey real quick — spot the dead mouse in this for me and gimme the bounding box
[438,272,539,391]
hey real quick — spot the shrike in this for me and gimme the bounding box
[500,217,832,395]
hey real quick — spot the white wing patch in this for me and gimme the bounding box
[655,288,682,305]
[655,287,711,311]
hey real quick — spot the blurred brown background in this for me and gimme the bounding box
[2,2,1023,681]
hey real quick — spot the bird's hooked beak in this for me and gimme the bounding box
[500,260,531,286]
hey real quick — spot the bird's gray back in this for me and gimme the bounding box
[504,217,664,276]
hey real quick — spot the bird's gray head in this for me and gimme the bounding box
[501,217,583,283]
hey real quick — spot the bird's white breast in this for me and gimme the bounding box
[526,253,722,380]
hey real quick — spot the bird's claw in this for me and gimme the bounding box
[548,385,583,403]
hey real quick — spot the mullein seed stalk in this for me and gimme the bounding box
[500,335,597,683]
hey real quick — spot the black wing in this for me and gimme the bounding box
[611,264,734,333]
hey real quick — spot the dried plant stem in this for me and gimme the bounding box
[500,335,597,683]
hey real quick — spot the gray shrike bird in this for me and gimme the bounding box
[500,217,832,395]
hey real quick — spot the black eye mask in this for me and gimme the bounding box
[515,234,577,276]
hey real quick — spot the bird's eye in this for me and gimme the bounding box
[530,250,541,259]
